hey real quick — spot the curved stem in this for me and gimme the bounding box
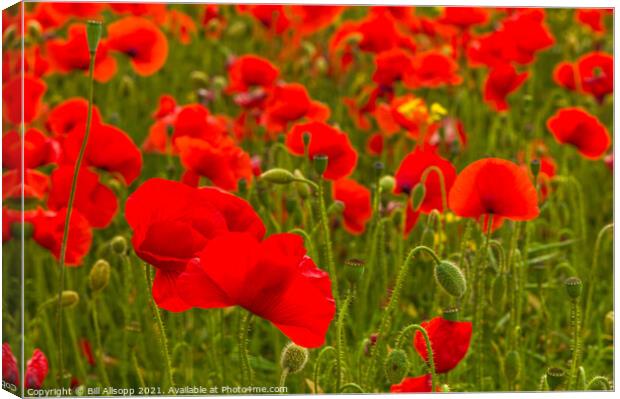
[317,177,339,304]
[585,223,613,326]
[279,367,289,389]
[420,165,448,212]
[340,383,365,393]
[394,324,437,391]
[313,346,336,394]
[55,52,96,385]
[336,290,352,391]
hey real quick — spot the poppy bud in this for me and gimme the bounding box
[26,20,43,43]
[86,20,102,55]
[212,76,228,91]
[546,367,566,391]
[302,131,312,149]
[89,260,111,293]
[604,311,613,335]
[294,170,311,199]
[564,277,582,300]
[61,291,80,308]
[410,183,426,212]
[260,168,296,185]
[344,258,365,284]
[384,349,409,384]
[313,155,328,177]
[227,21,247,37]
[280,342,308,374]
[379,175,395,193]
[434,260,467,298]
[504,350,521,381]
[110,236,128,255]
[327,200,345,216]
[119,75,135,97]
[190,71,209,89]
[530,159,541,180]
[586,376,611,390]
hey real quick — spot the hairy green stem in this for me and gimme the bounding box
[395,324,437,392]
[317,177,339,303]
[91,295,111,387]
[313,346,335,394]
[568,298,582,390]
[585,223,613,326]
[238,311,253,386]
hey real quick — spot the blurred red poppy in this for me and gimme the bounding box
[2,169,50,202]
[501,9,554,65]
[374,95,431,139]
[108,3,168,23]
[576,52,613,103]
[3,128,58,169]
[394,146,456,214]
[405,51,462,88]
[106,17,169,76]
[547,107,611,160]
[448,158,539,230]
[50,2,105,18]
[366,133,384,155]
[575,9,611,33]
[46,23,118,82]
[177,232,335,348]
[553,61,577,91]
[390,374,438,393]
[226,54,280,94]
[286,121,358,180]
[2,74,47,125]
[46,98,102,138]
[24,349,48,390]
[166,10,197,45]
[237,5,290,34]
[176,136,253,192]
[289,5,345,36]
[372,49,414,87]
[125,178,265,311]
[2,343,19,387]
[62,123,143,185]
[483,63,528,111]
[171,104,227,146]
[32,208,93,266]
[261,83,330,135]
[439,7,489,29]
[333,178,372,234]
[80,338,95,367]
[47,165,118,228]
[414,316,472,373]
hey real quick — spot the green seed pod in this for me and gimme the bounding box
[110,236,128,255]
[260,168,296,185]
[564,277,582,300]
[410,183,426,212]
[504,350,521,382]
[530,159,541,180]
[546,367,566,391]
[89,259,111,293]
[434,260,467,298]
[344,258,365,285]
[302,131,312,149]
[86,20,102,54]
[379,175,396,193]
[280,342,308,374]
[384,349,409,384]
[313,155,328,177]
[190,71,209,89]
[442,307,460,321]
[61,291,80,308]
[586,376,611,390]
[604,311,613,335]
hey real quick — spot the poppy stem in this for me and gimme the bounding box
[394,324,438,392]
[584,223,613,328]
[336,289,352,391]
[316,177,340,304]
[54,43,98,387]
[420,165,448,213]
[142,265,176,391]
[90,294,111,387]
[313,346,335,393]
[278,368,289,389]
[568,297,582,390]
[364,245,440,389]
[238,311,253,386]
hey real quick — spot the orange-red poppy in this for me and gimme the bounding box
[546,107,611,160]
[2,74,47,125]
[483,63,528,112]
[333,178,372,234]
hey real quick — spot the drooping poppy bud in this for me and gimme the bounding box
[110,236,128,255]
[260,168,296,185]
[384,349,409,384]
[89,259,111,293]
[61,291,80,308]
[280,342,309,374]
[434,260,467,298]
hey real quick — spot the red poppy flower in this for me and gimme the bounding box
[261,83,330,135]
[62,123,143,185]
[152,94,179,121]
[439,7,489,29]
[166,10,197,45]
[3,74,47,125]
[3,128,58,169]
[405,51,462,88]
[374,95,430,139]
[2,343,19,387]
[483,63,528,112]
[546,107,611,160]
[367,133,384,156]
[355,10,409,53]
[553,61,577,91]
[394,147,456,214]
[32,208,93,266]
[171,104,227,146]
[288,5,345,36]
[226,55,280,94]
[29,3,68,30]
[2,169,49,202]
[24,349,48,390]
[176,136,253,192]
[177,232,335,348]
[50,3,105,18]
[501,9,554,65]
[108,3,168,23]
[576,52,613,103]
[333,178,372,234]
[80,338,95,367]
[237,5,290,34]
[286,121,358,180]
[106,17,169,76]
[47,165,118,228]
[125,178,265,311]
[448,158,540,228]
[414,316,472,374]
[46,23,118,83]
[46,98,102,138]
[372,49,414,87]
[390,374,438,393]
[604,153,613,171]
[576,9,610,33]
